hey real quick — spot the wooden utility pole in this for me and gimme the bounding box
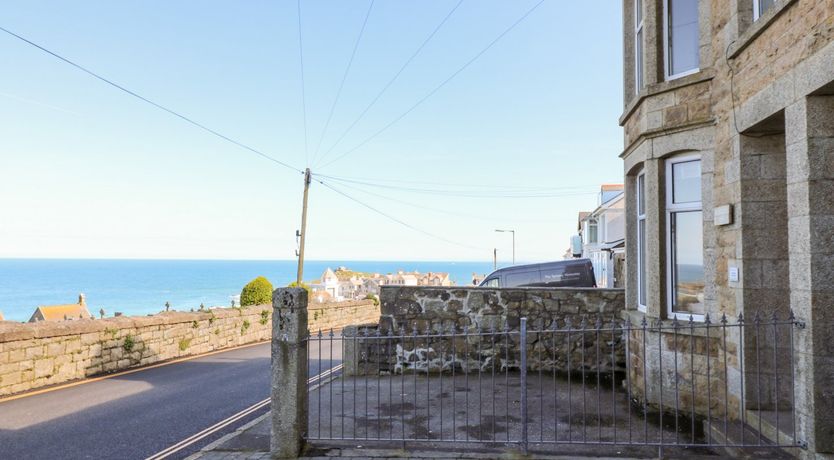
[296,168,312,285]
[493,248,497,270]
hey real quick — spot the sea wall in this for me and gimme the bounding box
[344,286,626,375]
[0,298,377,397]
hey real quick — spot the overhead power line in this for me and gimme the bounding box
[315,172,603,193]
[325,176,561,224]
[317,0,547,170]
[0,25,304,174]
[315,173,599,199]
[317,179,486,251]
[313,0,465,167]
[310,0,376,165]
[297,0,310,167]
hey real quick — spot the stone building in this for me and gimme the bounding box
[620,0,833,456]
[28,294,93,322]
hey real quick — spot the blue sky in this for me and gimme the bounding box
[0,1,623,263]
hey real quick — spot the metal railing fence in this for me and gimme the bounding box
[304,312,803,455]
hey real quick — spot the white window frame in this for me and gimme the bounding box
[636,170,647,312]
[753,0,774,21]
[665,154,704,321]
[587,220,598,244]
[663,0,700,81]
[635,0,644,93]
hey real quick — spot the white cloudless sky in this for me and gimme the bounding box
[0,0,624,263]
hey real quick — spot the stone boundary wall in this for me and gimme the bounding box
[344,286,626,376]
[0,298,376,397]
[308,300,380,334]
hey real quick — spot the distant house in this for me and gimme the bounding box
[311,268,455,301]
[28,294,93,323]
[574,185,626,288]
[0,311,4,321]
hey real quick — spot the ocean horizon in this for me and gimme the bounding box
[0,258,497,322]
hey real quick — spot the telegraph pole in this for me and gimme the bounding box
[493,248,497,270]
[296,168,312,285]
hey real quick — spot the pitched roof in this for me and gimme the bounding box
[601,183,624,191]
[31,304,92,322]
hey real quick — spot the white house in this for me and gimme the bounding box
[575,185,625,288]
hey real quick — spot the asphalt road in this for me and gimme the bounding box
[0,339,341,460]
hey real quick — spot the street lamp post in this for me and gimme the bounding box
[495,229,515,265]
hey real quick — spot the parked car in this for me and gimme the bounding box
[479,259,597,288]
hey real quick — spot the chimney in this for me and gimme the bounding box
[79,293,86,306]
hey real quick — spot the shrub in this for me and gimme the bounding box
[178,338,191,351]
[241,319,251,334]
[240,276,273,307]
[364,293,380,306]
[123,335,135,353]
[287,281,312,296]
[259,310,270,325]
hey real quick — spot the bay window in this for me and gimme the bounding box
[664,0,700,79]
[666,156,704,319]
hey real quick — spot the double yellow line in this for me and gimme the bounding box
[144,363,344,460]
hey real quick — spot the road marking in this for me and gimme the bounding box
[0,340,270,404]
[144,363,344,460]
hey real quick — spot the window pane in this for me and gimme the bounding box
[638,219,646,306]
[672,211,704,315]
[757,0,776,17]
[668,0,699,75]
[636,29,644,90]
[588,223,598,243]
[672,160,701,203]
[637,174,645,215]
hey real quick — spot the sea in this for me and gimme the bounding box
[0,259,495,322]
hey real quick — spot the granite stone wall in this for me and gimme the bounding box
[0,299,376,397]
[344,286,626,376]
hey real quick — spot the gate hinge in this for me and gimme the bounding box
[797,439,808,449]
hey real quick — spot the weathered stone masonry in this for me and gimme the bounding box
[0,299,378,397]
[344,286,626,376]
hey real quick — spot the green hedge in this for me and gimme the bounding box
[240,276,273,307]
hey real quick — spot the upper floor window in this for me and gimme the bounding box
[666,156,704,319]
[587,220,598,244]
[635,0,644,92]
[753,0,775,20]
[664,0,700,79]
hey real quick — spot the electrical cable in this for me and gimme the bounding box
[0,25,303,174]
[315,173,599,198]
[324,175,562,224]
[317,179,487,251]
[310,0,375,165]
[317,0,546,170]
[297,0,310,166]
[313,0,465,167]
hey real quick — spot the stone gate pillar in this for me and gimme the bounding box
[785,95,834,456]
[271,288,309,458]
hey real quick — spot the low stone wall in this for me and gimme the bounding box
[308,300,380,333]
[344,286,626,376]
[0,298,376,397]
